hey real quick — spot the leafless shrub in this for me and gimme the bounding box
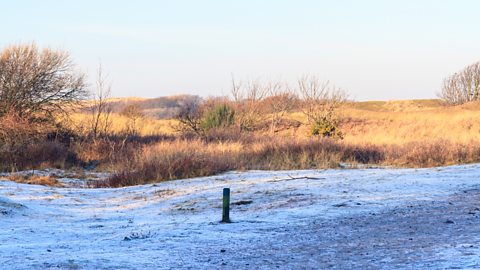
[231,77,267,131]
[262,81,298,133]
[297,75,346,123]
[121,104,144,136]
[297,75,347,137]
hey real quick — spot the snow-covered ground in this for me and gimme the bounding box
[1,164,480,269]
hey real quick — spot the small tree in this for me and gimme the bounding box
[175,96,204,135]
[89,64,112,139]
[297,75,346,138]
[121,104,144,136]
[0,43,86,123]
[440,61,480,105]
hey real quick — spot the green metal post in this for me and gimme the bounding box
[222,188,231,223]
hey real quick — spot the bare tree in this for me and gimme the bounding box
[297,75,346,137]
[440,61,480,105]
[175,95,204,135]
[231,76,267,131]
[89,64,112,139]
[0,43,86,122]
[263,81,298,133]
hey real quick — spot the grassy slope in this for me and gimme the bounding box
[340,99,480,145]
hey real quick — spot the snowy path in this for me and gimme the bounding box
[0,165,480,269]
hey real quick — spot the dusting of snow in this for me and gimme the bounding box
[0,164,479,269]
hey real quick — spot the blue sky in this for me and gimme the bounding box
[2,0,480,100]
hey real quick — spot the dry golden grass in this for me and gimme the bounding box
[339,100,480,145]
[7,174,63,187]
[277,99,480,145]
[100,135,480,187]
[100,136,386,187]
[67,112,177,136]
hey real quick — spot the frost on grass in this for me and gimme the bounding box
[0,196,25,216]
[0,165,479,269]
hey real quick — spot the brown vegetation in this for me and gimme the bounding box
[6,174,63,187]
[99,136,378,187]
[97,136,480,187]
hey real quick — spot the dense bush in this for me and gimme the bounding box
[310,117,343,138]
[201,104,235,130]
